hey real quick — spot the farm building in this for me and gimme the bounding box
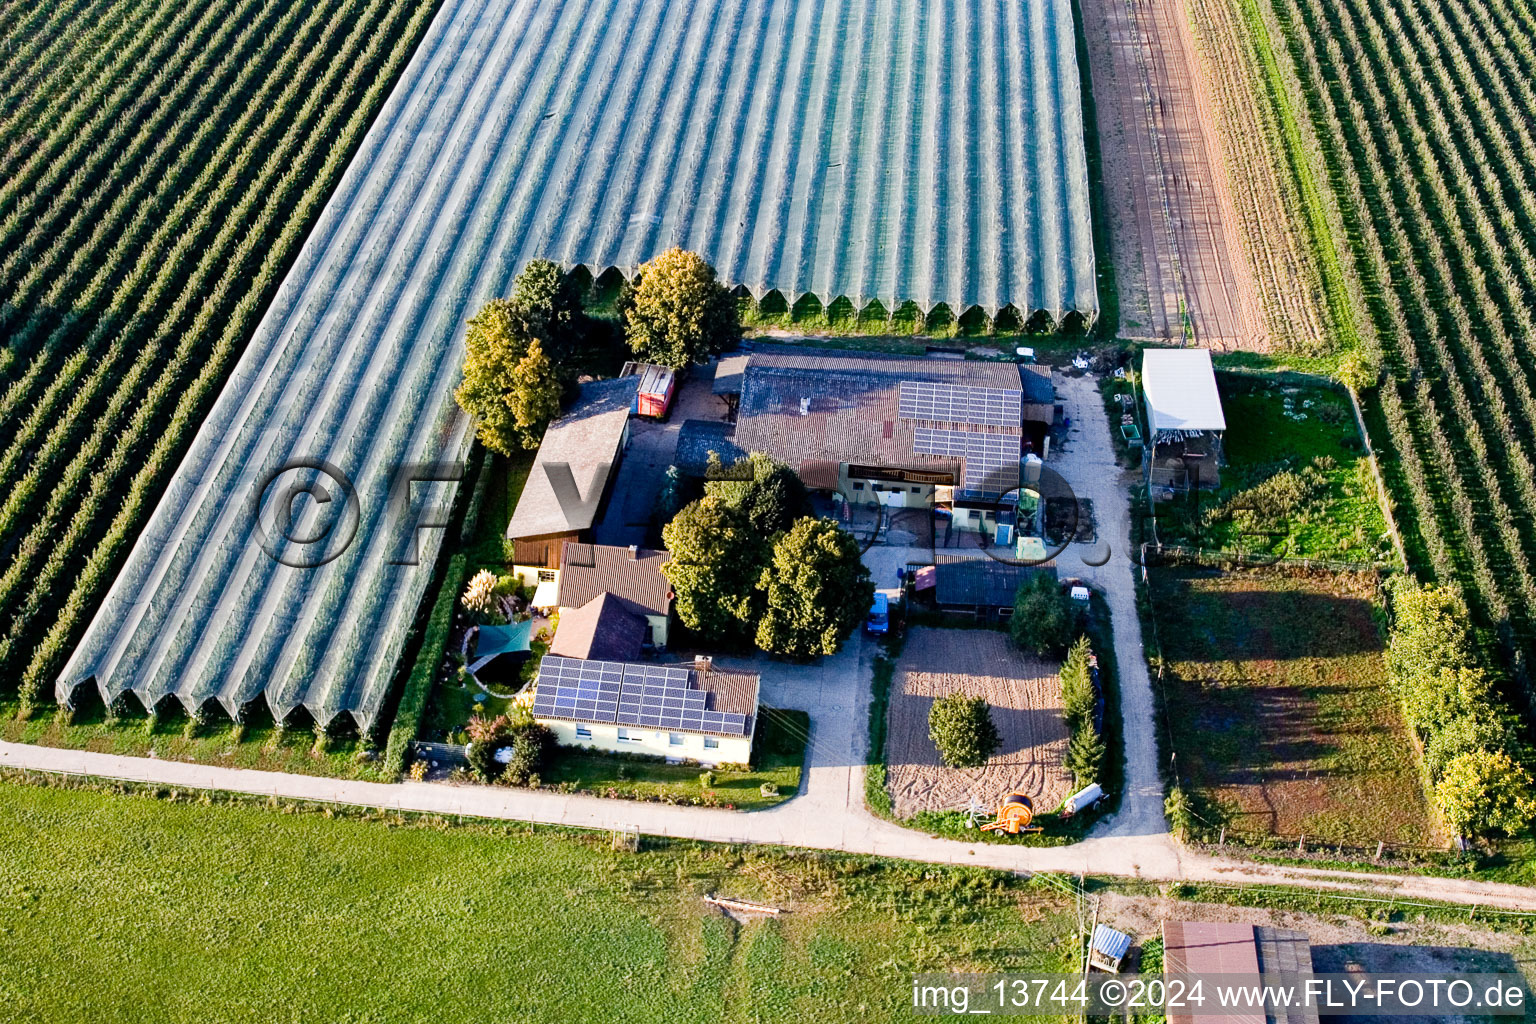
[930,554,1055,619]
[532,655,759,766]
[1161,921,1317,1024]
[556,542,673,650]
[730,347,1052,533]
[1142,348,1226,492]
[506,377,640,586]
[621,361,676,419]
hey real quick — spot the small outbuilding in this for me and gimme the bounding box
[1141,348,1226,492]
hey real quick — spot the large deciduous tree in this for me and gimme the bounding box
[455,260,584,454]
[661,496,767,645]
[754,517,873,657]
[620,248,740,368]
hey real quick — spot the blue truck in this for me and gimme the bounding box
[865,593,890,635]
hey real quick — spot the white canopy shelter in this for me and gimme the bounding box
[1142,349,1227,433]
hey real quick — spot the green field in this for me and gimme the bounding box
[1149,569,1431,845]
[1149,374,1392,563]
[0,778,1075,1023]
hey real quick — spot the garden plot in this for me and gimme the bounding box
[886,628,1071,818]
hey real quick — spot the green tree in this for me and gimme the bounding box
[620,248,740,368]
[508,257,587,362]
[1059,636,1096,728]
[1399,665,1494,738]
[509,337,562,445]
[455,300,567,454]
[1423,713,1516,783]
[742,463,810,536]
[1065,723,1106,788]
[1436,748,1536,838]
[755,517,874,657]
[1009,573,1079,658]
[661,496,767,644]
[928,693,1001,768]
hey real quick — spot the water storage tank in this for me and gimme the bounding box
[1063,783,1103,816]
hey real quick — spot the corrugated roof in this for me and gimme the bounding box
[1163,922,1264,1024]
[735,347,1023,484]
[507,378,638,540]
[712,353,750,395]
[557,542,672,617]
[1143,349,1227,433]
[933,554,1052,607]
[1091,924,1133,962]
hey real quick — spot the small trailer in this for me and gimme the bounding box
[621,361,677,419]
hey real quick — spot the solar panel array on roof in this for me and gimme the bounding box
[899,381,1023,428]
[531,656,750,736]
[913,427,1022,498]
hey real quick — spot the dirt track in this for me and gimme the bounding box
[886,628,1071,818]
[1081,0,1268,349]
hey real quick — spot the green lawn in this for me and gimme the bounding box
[0,778,1075,1023]
[1150,374,1392,563]
[1149,569,1432,845]
[542,709,809,811]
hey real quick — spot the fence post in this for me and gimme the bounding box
[1218,826,1226,848]
[1375,841,1384,863]
[1297,833,1305,854]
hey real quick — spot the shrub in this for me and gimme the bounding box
[462,569,499,619]
[698,770,715,789]
[1436,749,1536,838]
[928,693,1000,768]
[759,782,779,798]
[502,723,551,786]
[1009,574,1078,657]
[1164,784,1195,839]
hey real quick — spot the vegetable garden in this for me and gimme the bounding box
[0,0,439,705]
[1274,0,1536,696]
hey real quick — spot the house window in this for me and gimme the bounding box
[617,727,636,742]
[668,732,684,746]
[537,570,556,582]
[575,724,592,739]
[911,486,921,493]
[852,482,864,491]
[703,736,719,750]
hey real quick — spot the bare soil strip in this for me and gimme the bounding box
[1080,0,1269,349]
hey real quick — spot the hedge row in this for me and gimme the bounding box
[383,554,468,775]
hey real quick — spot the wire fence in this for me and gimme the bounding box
[1140,542,1393,576]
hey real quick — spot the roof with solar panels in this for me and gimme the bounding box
[531,656,759,738]
[733,346,1047,501]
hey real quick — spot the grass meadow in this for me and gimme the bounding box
[0,778,1075,1023]
[1148,568,1430,845]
